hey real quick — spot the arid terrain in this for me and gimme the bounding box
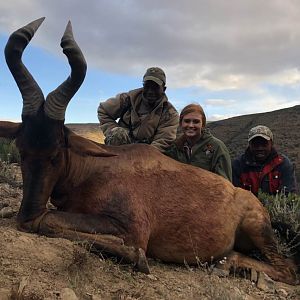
[1,175,300,299]
[0,105,300,299]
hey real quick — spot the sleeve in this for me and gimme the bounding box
[211,140,232,182]
[280,156,298,194]
[97,93,129,136]
[164,143,179,160]
[150,108,179,152]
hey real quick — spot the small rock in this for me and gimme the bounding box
[276,288,288,298]
[0,207,14,218]
[60,288,78,300]
[211,267,229,278]
[0,288,11,300]
[257,272,275,292]
[147,274,158,281]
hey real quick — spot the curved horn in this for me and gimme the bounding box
[44,21,87,120]
[4,18,45,117]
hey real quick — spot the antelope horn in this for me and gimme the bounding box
[44,21,87,120]
[4,17,45,117]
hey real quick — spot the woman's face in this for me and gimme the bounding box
[181,112,203,139]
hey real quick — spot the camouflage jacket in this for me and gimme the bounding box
[165,129,232,181]
[98,88,179,152]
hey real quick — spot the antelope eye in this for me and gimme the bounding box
[50,152,61,166]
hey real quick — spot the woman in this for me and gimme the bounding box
[165,104,232,181]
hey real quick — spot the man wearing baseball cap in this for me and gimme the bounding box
[98,67,179,152]
[232,125,297,195]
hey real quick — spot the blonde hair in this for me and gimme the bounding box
[179,104,206,127]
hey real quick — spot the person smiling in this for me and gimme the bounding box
[232,125,297,196]
[98,67,179,152]
[165,104,232,181]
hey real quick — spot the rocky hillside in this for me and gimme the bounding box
[66,123,104,144]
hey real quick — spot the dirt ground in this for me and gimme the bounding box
[0,166,300,299]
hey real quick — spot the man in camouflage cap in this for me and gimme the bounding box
[97,67,179,152]
[232,125,297,195]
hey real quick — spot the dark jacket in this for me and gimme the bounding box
[232,148,297,195]
[165,129,232,181]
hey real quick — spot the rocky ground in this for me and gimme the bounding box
[0,165,300,299]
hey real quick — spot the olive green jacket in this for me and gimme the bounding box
[98,88,179,152]
[165,129,232,181]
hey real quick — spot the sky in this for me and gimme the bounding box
[1,0,300,123]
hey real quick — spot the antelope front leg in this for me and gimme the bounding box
[18,210,150,273]
[49,229,150,274]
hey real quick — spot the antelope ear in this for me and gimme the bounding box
[0,121,21,139]
[67,134,116,157]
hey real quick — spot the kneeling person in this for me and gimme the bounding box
[98,67,179,152]
[232,125,297,195]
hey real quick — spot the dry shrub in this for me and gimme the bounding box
[0,138,20,163]
[258,190,300,259]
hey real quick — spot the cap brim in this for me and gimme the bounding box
[143,76,164,86]
[248,133,271,142]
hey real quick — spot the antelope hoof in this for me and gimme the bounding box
[134,248,150,274]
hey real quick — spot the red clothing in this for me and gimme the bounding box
[232,148,297,196]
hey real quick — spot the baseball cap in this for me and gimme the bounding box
[143,67,166,86]
[248,125,273,142]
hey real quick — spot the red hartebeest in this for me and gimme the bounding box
[0,18,298,285]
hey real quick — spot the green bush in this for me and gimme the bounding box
[258,190,300,258]
[0,137,20,163]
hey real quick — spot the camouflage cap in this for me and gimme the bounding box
[143,67,166,86]
[248,125,273,142]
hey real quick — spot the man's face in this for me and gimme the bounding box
[143,80,165,105]
[181,112,203,139]
[249,137,272,163]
